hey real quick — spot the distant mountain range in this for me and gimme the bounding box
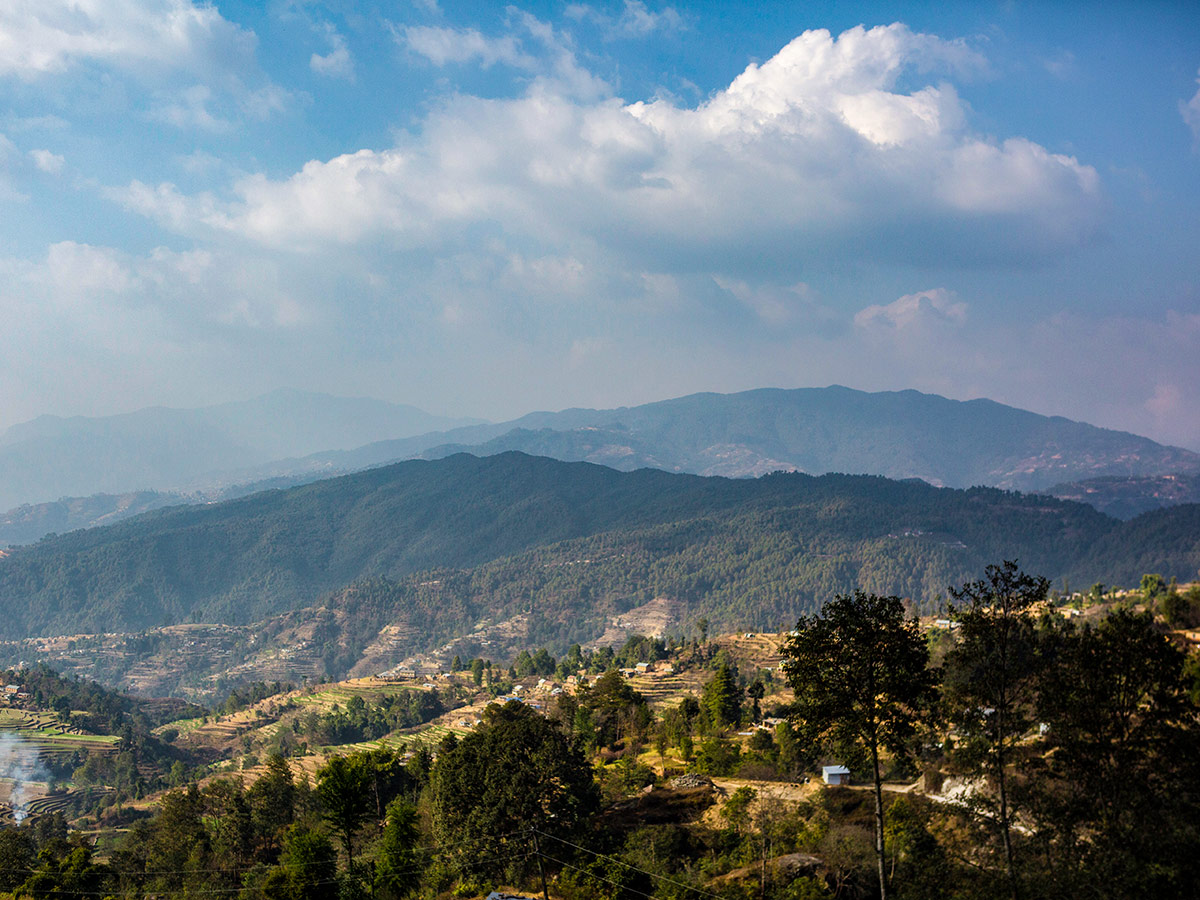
[3,386,1198,544]
[0,389,482,513]
[0,452,1197,649]
[1045,474,1200,519]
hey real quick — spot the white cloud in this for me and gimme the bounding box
[567,2,683,39]
[311,28,354,80]
[614,2,683,37]
[714,277,824,327]
[28,148,64,173]
[399,24,534,69]
[855,288,967,330]
[152,84,230,131]
[0,1,287,130]
[0,0,257,79]
[1182,68,1200,142]
[122,23,1100,271]
[0,240,313,348]
[400,13,609,99]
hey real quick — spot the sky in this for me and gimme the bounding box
[1,1,1198,449]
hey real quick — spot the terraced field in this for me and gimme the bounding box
[0,708,120,758]
[0,786,116,825]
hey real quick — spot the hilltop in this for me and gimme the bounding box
[316,386,1200,491]
[4,386,1197,545]
[0,452,1197,692]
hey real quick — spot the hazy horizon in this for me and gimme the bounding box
[2,2,1197,448]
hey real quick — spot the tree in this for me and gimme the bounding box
[1141,573,1166,601]
[247,754,296,857]
[1032,608,1200,898]
[781,590,936,900]
[375,799,421,900]
[430,701,599,883]
[943,561,1048,900]
[262,824,338,900]
[702,664,742,731]
[747,679,766,723]
[316,754,372,867]
[576,668,647,748]
[0,828,35,892]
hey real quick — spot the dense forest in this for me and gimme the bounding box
[1,564,1196,900]
[1,453,1197,647]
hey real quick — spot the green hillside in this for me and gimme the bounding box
[4,451,1195,648]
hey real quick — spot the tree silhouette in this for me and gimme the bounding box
[781,590,936,900]
[943,561,1048,900]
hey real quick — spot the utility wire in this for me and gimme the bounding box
[532,827,727,900]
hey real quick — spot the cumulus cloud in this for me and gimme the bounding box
[0,1,287,130]
[118,23,1102,273]
[854,288,967,330]
[1182,68,1200,142]
[0,0,256,79]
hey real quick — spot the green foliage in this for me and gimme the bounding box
[701,664,743,731]
[721,786,757,835]
[575,669,650,749]
[264,824,338,900]
[430,701,599,882]
[1141,572,1167,600]
[2,452,1185,654]
[375,800,421,900]
[943,561,1048,899]
[1161,582,1200,628]
[691,736,742,776]
[316,755,372,865]
[297,689,444,745]
[1030,609,1200,898]
[782,590,937,900]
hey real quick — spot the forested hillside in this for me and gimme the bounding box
[0,452,1195,647]
[1069,503,1200,587]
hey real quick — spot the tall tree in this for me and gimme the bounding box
[430,701,598,884]
[702,663,742,730]
[1033,608,1200,898]
[247,754,296,857]
[943,560,1048,900]
[316,754,372,868]
[375,799,421,900]
[781,590,936,900]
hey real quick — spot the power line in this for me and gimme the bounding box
[531,828,727,900]
[534,850,661,900]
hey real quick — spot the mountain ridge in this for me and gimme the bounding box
[1,451,1196,649]
[3,386,1197,544]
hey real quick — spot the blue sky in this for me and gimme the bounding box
[1,1,1198,449]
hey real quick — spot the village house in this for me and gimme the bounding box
[822,765,851,786]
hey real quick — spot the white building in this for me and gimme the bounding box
[822,765,850,786]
